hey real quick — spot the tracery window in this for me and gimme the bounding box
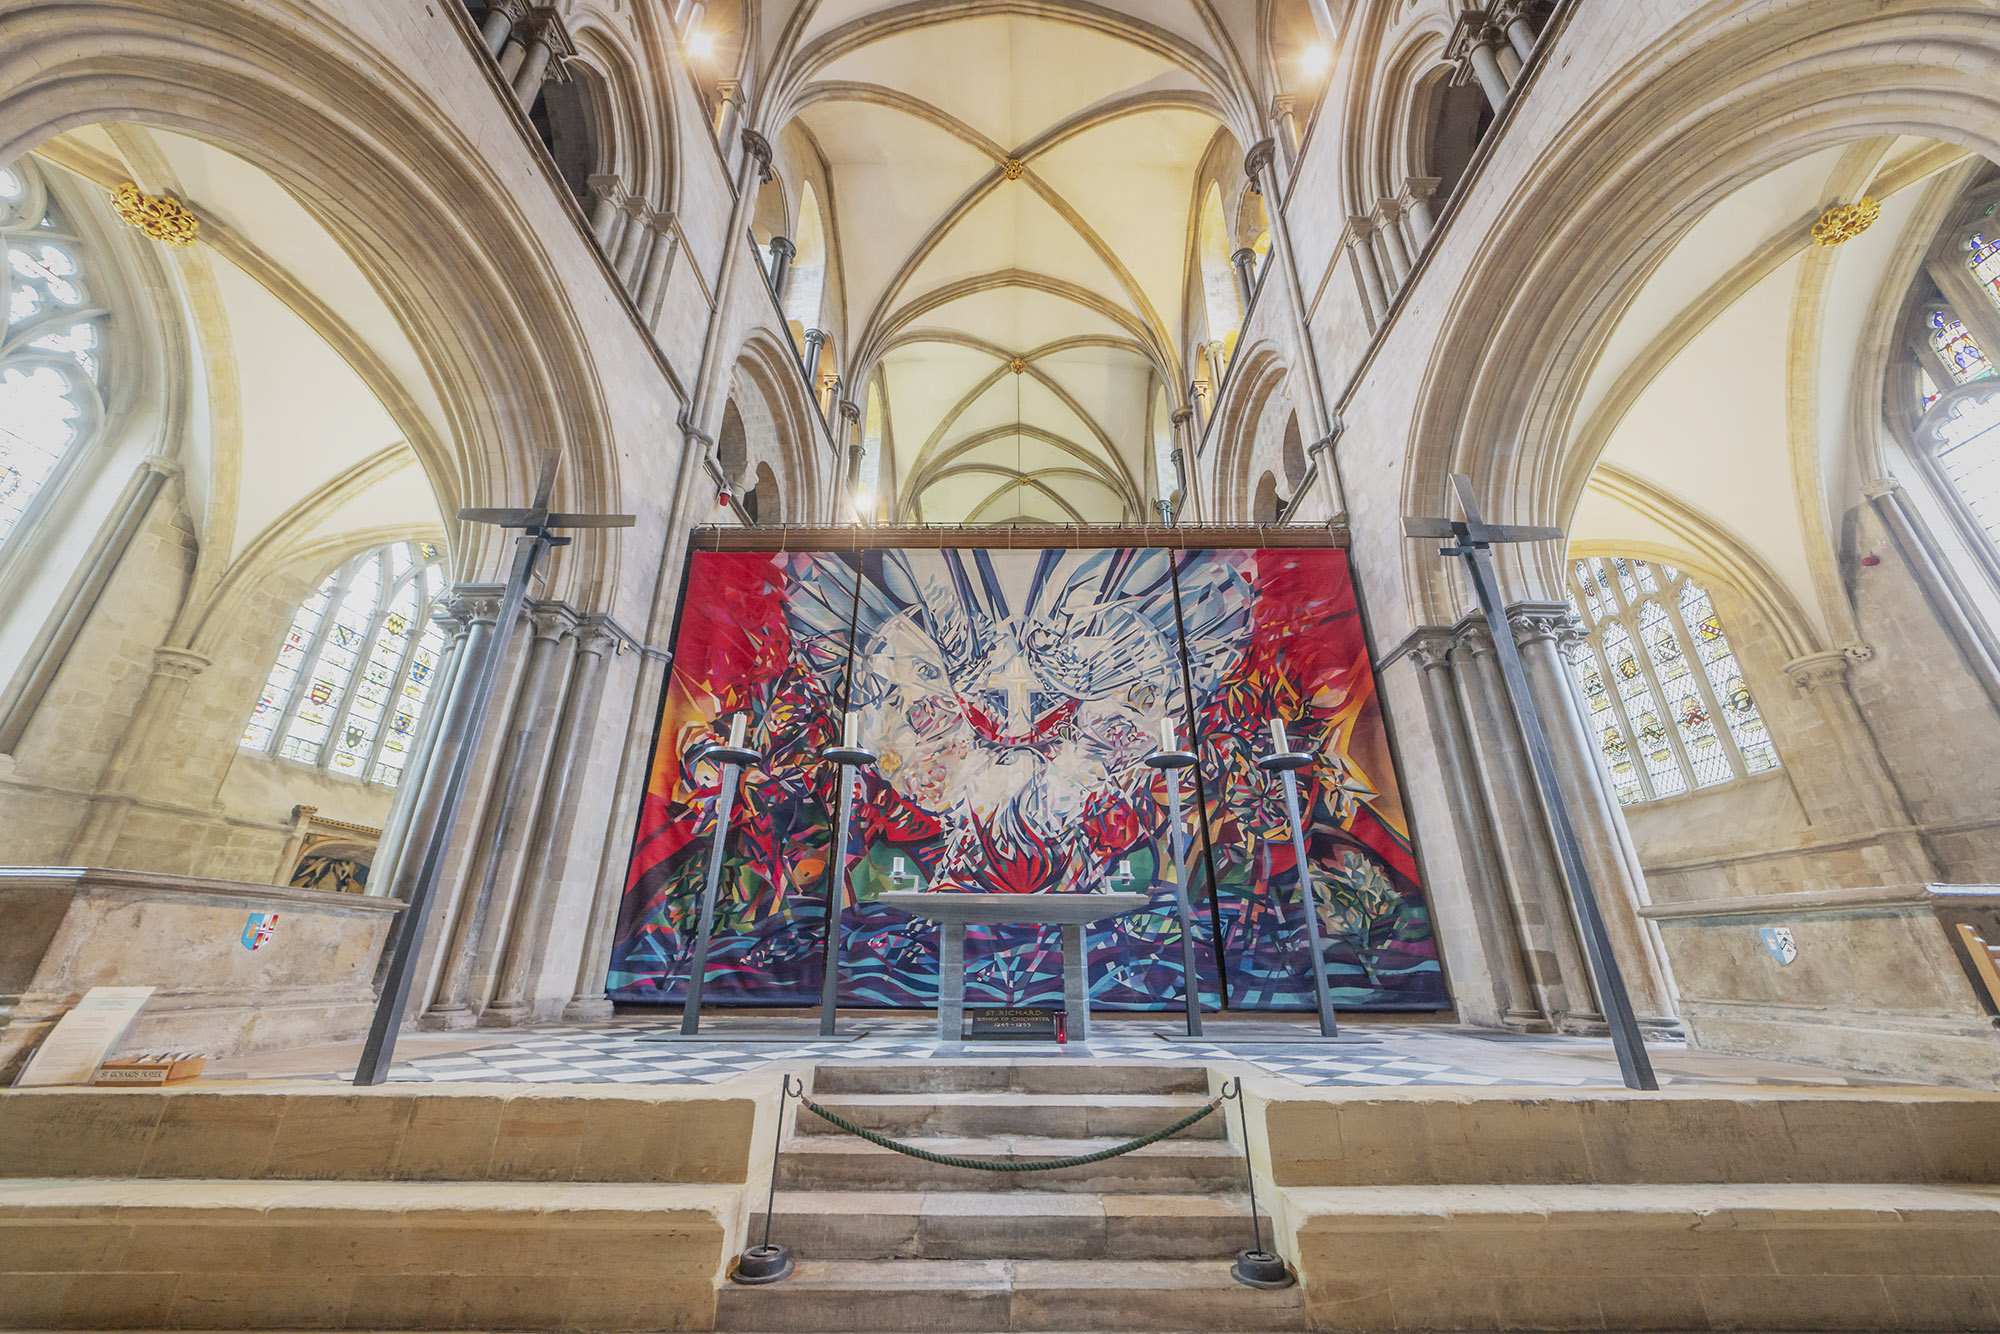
[1,158,110,549]
[1564,557,1780,805]
[1967,229,2000,308]
[1929,310,1992,386]
[1923,387,2000,551]
[240,542,449,788]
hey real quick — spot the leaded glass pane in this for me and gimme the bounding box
[1921,366,1942,411]
[280,555,382,763]
[372,618,446,787]
[1931,311,1993,385]
[1602,620,1684,797]
[1971,230,2000,307]
[1679,579,1777,773]
[241,574,335,751]
[331,582,417,777]
[1641,596,1728,786]
[1,161,107,551]
[1611,557,1639,603]
[1574,560,1608,622]
[1933,391,2000,549]
[1573,643,1641,804]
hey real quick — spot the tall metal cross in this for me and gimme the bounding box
[354,452,635,1085]
[1404,473,1658,1091]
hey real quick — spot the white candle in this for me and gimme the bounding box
[1270,717,1289,754]
[843,710,859,748]
[1159,716,1175,751]
[728,712,747,748]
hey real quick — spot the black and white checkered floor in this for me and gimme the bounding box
[360,1017,1639,1089]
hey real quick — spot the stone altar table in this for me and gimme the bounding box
[879,891,1150,1047]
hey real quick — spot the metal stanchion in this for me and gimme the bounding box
[1144,717,1205,1038]
[1223,1077,1294,1290]
[731,1072,801,1285]
[1258,718,1338,1038]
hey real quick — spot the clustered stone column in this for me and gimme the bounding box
[766,235,796,301]
[586,175,681,326]
[1231,247,1259,311]
[493,5,573,111]
[370,590,636,1031]
[1392,605,1679,1034]
[1448,6,1547,113]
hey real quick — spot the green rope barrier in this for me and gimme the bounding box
[796,1091,1225,1172]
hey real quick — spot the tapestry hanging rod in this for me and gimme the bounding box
[690,521,1350,552]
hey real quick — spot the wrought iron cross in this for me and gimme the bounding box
[1405,474,1659,1091]
[355,452,635,1085]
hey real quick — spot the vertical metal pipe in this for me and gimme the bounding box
[1165,773,1203,1036]
[820,762,856,1036]
[681,755,751,1035]
[1277,766,1338,1036]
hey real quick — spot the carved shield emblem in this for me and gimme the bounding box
[242,912,278,951]
[1759,925,1797,965]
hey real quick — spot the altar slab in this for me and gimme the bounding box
[880,891,1150,1049]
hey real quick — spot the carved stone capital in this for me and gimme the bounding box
[573,615,624,658]
[767,234,795,260]
[1343,214,1377,244]
[449,584,508,626]
[1271,93,1298,118]
[838,398,862,424]
[1169,407,1195,428]
[1507,601,1581,650]
[528,601,579,641]
[802,326,828,348]
[1400,175,1442,207]
[1403,627,1458,672]
[740,129,774,171]
[1242,138,1277,181]
[586,173,626,207]
[1373,196,1405,227]
[151,646,211,681]
[1447,10,1504,60]
[1231,247,1257,268]
[1784,649,1853,694]
[523,6,575,56]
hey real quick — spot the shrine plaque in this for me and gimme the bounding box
[965,1006,1060,1040]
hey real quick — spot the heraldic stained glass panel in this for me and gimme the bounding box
[612,546,1447,1013]
[241,542,447,788]
[1565,557,1778,804]
[1931,311,1993,386]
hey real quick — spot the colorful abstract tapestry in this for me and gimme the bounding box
[611,545,1446,1012]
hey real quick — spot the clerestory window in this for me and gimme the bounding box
[1,158,109,550]
[240,542,449,788]
[1564,557,1780,805]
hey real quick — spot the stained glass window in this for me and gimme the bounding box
[1969,230,2000,307]
[1564,558,1780,804]
[240,542,449,788]
[1929,389,2000,551]
[1929,311,1992,386]
[1,157,109,549]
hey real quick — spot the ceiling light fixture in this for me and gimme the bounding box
[1299,44,1330,76]
[687,27,716,60]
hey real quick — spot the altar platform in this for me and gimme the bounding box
[200,1009,1912,1090]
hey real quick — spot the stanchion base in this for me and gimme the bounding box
[730,1244,794,1285]
[1230,1249,1295,1290]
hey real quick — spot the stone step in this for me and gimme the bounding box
[812,1061,1210,1097]
[754,1189,1257,1260]
[776,1135,1251,1194]
[1280,1181,2000,1331]
[797,1091,1227,1140]
[713,1258,1312,1332]
[0,1176,743,1329]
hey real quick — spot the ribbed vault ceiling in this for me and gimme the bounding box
[781,2,1245,524]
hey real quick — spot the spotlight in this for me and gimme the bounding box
[687,27,716,59]
[1299,44,1330,76]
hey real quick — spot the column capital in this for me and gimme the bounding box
[572,614,627,658]
[1373,195,1406,228]
[1447,10,1504,58]
[527,600,580,641]
[741,128,774,171]
[1400,626,1459,672]
[818,371,840,396]
[489,0,532,29]
[1169,407,1195,428]
[1861,477,1902,501]
[449,583,508,626]
[802,326,828,348]
[522,6,575,55]
[838,398,862,424]
[586,173,627,206]
[1506,600,1583,650]
[1231,246,1258,267]
[1271,93,1298,118]
[1400,175,1442,207]
[1243,137,1277,182]
[1342,214,1377,244]
[151,646,211,680]
[768,234,796,259]
[1785,645,1875,692]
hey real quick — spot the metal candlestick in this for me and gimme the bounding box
[818,741,877,1037]
[680,738,763,1036]
[1144,746,1204,1037]
[1256,746,1339,1038]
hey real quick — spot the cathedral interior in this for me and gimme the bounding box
[4,1,2000,1330]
